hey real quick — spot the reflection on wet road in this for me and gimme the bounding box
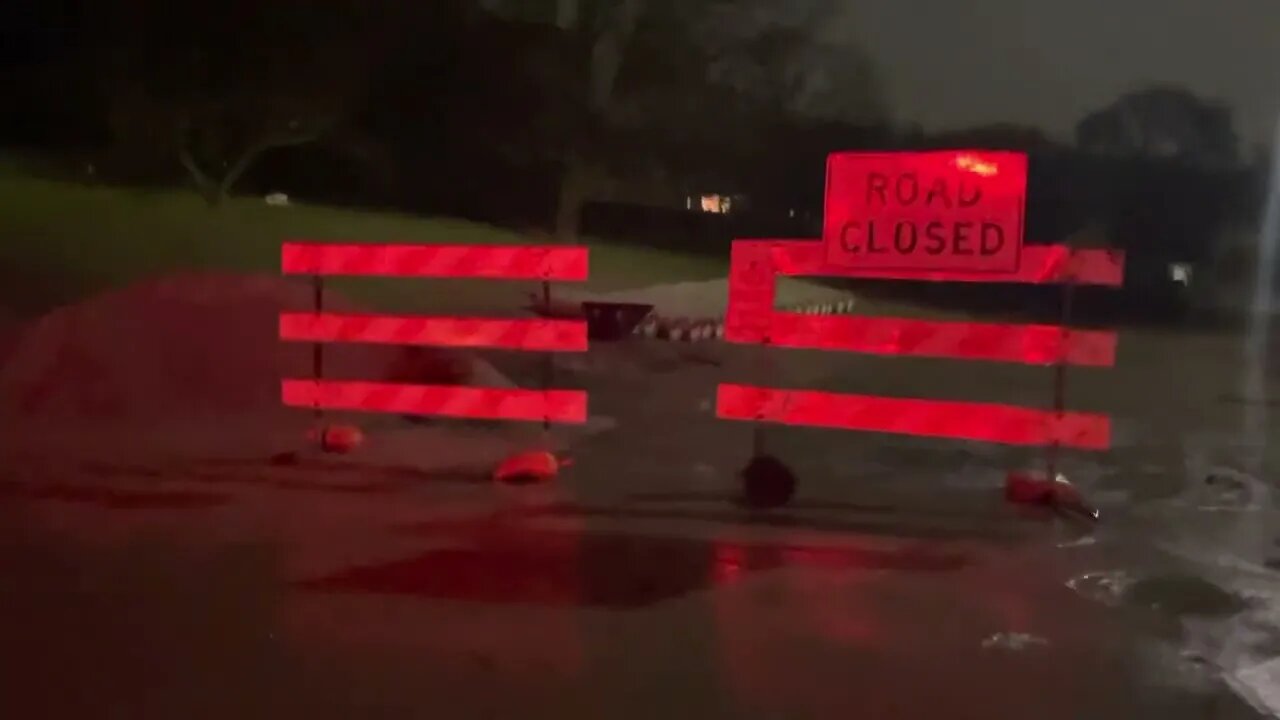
[300,520,968,608]
[0,470,1264,720]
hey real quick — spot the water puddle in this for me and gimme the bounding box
[981,631,1050,652]
[299,525,966,608]
[1067,570,1135,607]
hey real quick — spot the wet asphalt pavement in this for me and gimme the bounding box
[2,329,1279,719]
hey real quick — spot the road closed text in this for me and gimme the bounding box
[823,151,1027,273]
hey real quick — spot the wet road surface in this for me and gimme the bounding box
[2,330,1277,719]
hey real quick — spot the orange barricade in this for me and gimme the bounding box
[718,150,1125,452]
[280,242,589,425]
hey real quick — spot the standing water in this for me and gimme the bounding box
[1243,117,1280,475]
[1215,114,1280,716]
[1142,115,1280,718]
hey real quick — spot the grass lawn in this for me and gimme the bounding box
[0,171,728,317]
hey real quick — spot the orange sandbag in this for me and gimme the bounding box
[1004,471,1096,519]
[493,450,571,484]
[1004,471,1057,505]
[307,424,365,454]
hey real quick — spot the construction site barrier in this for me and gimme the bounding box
[280,242,589,424]
[717,238,1124,450]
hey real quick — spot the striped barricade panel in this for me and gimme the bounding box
[279,313,588,352]
[282,380,588,424]
[281,243,588,281]
[718,239,1124,449]
[280,242,589,425]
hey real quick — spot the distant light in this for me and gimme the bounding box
[700,194,732,214]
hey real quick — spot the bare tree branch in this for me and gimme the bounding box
[218,121,334,197]
[587,0,646,111]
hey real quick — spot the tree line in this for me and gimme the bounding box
[0,0,1262,270]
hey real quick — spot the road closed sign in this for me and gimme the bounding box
[823,150,1028,274]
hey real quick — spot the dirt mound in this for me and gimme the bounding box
[0,272,504,427]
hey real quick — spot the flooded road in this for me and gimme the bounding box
[1,329,1277,719]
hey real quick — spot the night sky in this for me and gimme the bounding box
[836,0,1280,146]
[3,0,1278,147]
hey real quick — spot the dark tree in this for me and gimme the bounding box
[918,123,1057,152]
[86,0,384,205]
[482,0,887,238]
[1076,85,1240,169]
